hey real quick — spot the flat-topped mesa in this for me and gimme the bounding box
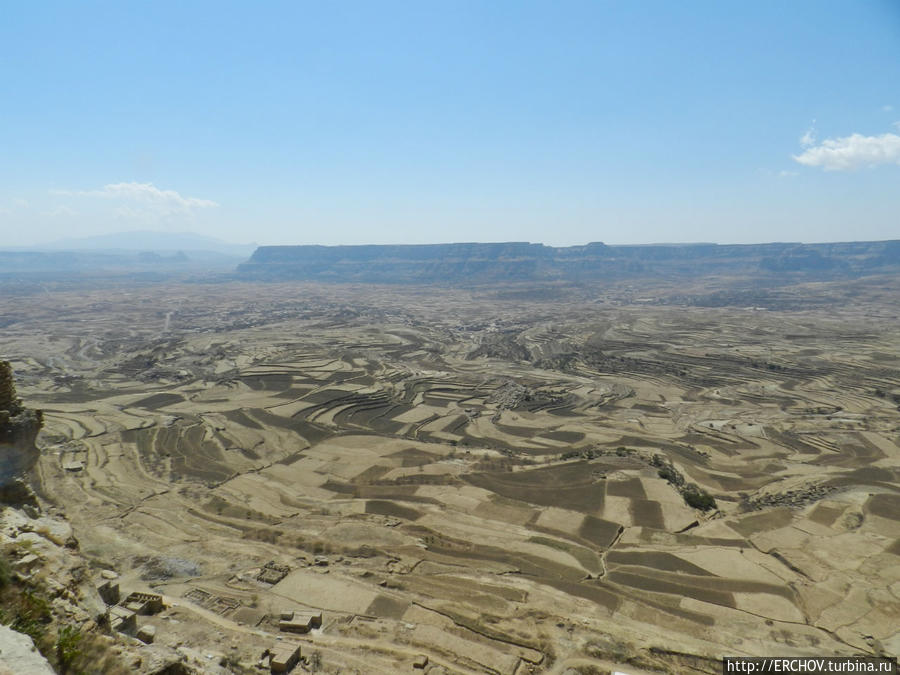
[249,241,549,263]
[239,242,561,283]
[235,240,900,283]
[0,361,43,503]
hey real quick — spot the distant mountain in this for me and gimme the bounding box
[24,230,256,257]
[0,231,258,279]
[236,240,900,284]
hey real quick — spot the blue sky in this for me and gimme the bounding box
[1,1,899,247]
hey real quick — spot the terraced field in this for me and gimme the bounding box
[2,278,899,673]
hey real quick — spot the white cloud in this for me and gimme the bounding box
[47,182,219,230]
[792,132,900,170]
[799,121,816,147]
[883,105,894,112]
[778,170,798,178]
[54,181,218,215]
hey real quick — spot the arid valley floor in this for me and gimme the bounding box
[2,275,899,674]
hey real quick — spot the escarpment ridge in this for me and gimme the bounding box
[236,239,900,283]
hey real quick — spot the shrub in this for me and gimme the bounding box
[0,552,11,590]
[56,624,83,673]
[683,486,717,511]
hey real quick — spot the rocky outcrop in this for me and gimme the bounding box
[236,239,900,284]
[0,361,42,504]
[0,506,191,674]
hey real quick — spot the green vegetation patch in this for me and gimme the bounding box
[365,500,422,521]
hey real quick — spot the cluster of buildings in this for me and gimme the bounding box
[96,577,163,644]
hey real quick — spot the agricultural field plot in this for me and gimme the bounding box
[2,278,899,673]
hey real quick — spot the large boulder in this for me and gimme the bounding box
[0,624,55,674]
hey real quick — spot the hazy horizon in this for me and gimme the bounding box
[7,228,900,252]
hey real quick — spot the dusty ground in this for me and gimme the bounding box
[1,276,898,674]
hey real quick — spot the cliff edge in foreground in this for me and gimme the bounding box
[0,360,42,504]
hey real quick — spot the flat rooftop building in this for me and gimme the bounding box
[122,591,164,615]
[97,580,120,605]
[109,606,136,634]
[269,643,301,673]
[278,610,322,634]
